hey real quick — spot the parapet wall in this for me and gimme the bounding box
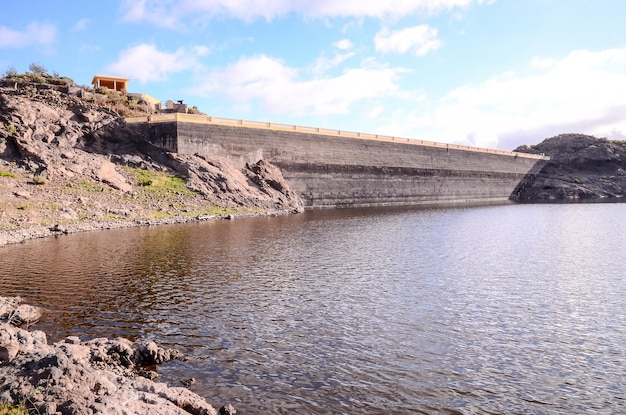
[129,114,547,208]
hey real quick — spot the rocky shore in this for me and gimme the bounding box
[1,297,237,415]
[0,208,294,247]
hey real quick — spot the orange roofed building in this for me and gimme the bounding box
[91,75,129,92]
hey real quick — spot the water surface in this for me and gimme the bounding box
[1,204,624,414]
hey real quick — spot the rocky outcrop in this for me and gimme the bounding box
[513,134,626,200]
[0,297,231,415]
[0,79,302,245]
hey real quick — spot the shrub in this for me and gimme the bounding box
[0,169,15,178]
[32,175,48,185]
[3,66,17,78]
[0,402,29,415]
[5,124,16,133]
[48,77,74,87]
[28,62,48,75]
[138,178,153,186]
[27,73,46,83]
[94,86,109,95]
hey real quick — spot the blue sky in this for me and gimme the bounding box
[1,0,625,150]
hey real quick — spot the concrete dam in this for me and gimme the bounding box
[127,114,548,208]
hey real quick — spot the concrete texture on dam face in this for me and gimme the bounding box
[138,117,547,208]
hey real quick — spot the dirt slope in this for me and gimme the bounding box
[0,80,302,245]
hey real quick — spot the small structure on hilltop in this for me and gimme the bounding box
[89,75,195,115]
[91,75,130,92]
[165,99,188,113]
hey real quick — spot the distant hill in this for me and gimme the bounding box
[513,133,626,200]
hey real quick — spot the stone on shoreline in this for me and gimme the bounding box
[0,297,226,415]
[0,296,42,327]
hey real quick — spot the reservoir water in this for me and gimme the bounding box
[0,203,624,414]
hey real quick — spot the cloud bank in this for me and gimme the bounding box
[106,44,207,83]
[0,22,56,49]
[196,55,407,116]
[120,0,488,27]
[378,48,626,149]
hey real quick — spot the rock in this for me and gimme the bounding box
[513,134,626,200]
[0,296,43,327]
[181,378,196,388]
[218,404,237,415]
[13,191,30,199]
[96,159,133,192]
[0,300,220,415]
[50,223,69,234]
[0,340,19,362]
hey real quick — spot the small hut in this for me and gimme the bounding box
[91,75,129,92]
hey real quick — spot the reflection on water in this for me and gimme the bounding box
[1,204,625,414]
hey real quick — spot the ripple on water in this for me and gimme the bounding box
[0,204,625,414]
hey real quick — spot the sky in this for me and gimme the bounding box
[1,0,626,151]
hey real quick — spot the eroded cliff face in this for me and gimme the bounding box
[0,80,302,243]
[512,134,626,201]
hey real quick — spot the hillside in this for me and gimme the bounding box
[513,133,626,200]
[0,76,302,245]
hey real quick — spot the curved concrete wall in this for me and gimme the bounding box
[143,120,546,208]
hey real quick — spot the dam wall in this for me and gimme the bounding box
[129,114,547,208]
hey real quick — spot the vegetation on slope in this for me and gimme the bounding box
[0,65,302,241]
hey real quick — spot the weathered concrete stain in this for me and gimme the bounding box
[139,119,547,208]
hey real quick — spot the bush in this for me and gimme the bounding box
[0,402,28,414]
[49,77,74,87]
[3,66,17,78]
[28,62,48,75]
[5,124,16,133]
[94,86,109,95]
[0,169,15,178]
[27,73,46,83]
[32,175,48,185]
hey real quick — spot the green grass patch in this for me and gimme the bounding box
[0,169,15,178]
[76,180,106,193]
[0,402,29,415]
[127,168,197,196]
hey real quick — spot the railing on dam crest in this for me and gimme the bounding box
[126,113,549,160]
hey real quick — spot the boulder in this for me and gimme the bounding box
[0,296,43,327]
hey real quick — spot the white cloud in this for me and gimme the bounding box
[375,25,442,56]
[378,48,626,150]
[195,55,407,116]
[313,52,355,74]
[105,44,205,83]
[334,39,354,50]
[531,56,555,68]
[120,0,489,28]
[0,22,56,48]
[71,18,90,32]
